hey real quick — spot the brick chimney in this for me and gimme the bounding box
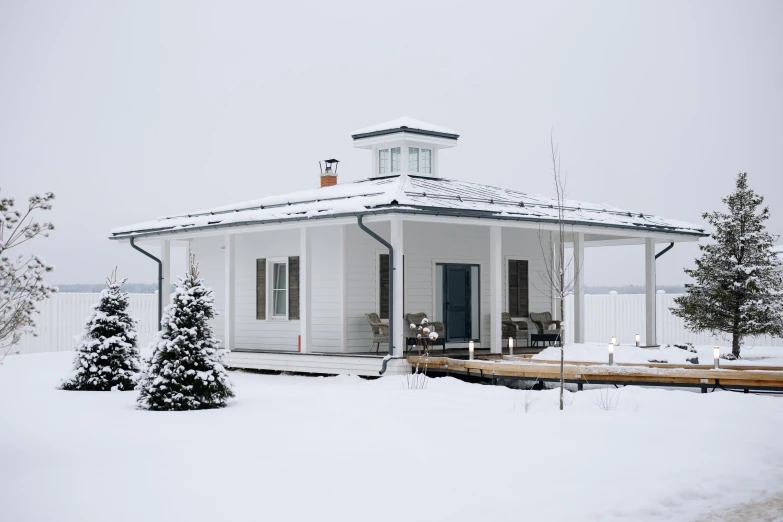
[320,159,339,188]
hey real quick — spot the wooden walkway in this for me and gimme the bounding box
[407,355,783,392]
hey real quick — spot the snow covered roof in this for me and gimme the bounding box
[351,117,459,140]
[110,174,707,240]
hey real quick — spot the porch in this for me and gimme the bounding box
[153,212,700,375]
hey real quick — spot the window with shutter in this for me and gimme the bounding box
[507,259,529,317]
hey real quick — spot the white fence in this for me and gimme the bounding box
[9,292,783,355]
[11,293,159,355]
[562,293,783,347]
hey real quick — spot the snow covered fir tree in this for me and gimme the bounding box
[137,256,233,411]
[672,172,783,358]
[61,269,141,391]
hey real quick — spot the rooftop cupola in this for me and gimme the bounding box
[351,117,459,178]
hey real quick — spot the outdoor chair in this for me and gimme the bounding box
[529,311,563,346]
[502,312,530,348]
[405,312,446,352]
[365,312,389,353]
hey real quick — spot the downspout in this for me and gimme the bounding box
[356,214,395,375]
[655,242,674,259]
[130,236,163,330]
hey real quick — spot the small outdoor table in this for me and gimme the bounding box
[531,333,561,347]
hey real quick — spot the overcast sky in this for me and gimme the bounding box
[1,0,781,288]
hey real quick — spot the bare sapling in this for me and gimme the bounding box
[533,132,582,411]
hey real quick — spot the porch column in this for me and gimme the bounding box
[550,232,558,320]
[391,217,404,358]
[223,234,235,352]
[490,225,502,354]
[339,225,347,353]
[300,227,312,354]
[161,240,171,311]
[573,232,585,344]
[645,238,657,347]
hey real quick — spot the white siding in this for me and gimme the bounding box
[345,221,389,352]
[310,226,342,352]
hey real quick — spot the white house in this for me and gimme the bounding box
[111,118,706,376]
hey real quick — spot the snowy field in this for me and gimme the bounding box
[2,352,783,522]
[534,343,783,367]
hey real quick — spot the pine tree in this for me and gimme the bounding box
[672,172,783,357]
[61,269,141,391]
[137,256,233,411]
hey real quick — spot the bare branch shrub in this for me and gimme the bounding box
[0,190,56,361]
[594,386,620,411]
[403,318,439,390]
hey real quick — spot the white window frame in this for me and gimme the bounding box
[390,147,401,172]
[378,149,390,174]
[268,257,289,320]
[408,147,432,173]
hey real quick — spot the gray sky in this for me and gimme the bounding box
[2,0,781,287]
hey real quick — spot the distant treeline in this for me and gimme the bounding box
[54,283,686,295]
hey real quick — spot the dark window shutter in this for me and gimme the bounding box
[518,260,529,317]
[379,253,404,320]
[508,260,519,317]
[379,254,390,319]
[256,258,266,320]
[288,256,300,320]
[508,260,529,317]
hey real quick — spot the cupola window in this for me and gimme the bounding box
[378,147,402,174]
[408,147,432,174]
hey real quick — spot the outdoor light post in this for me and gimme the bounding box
[608,342,614,365]
[714,346,720,369]
[508,337,514,356]
[469,340,475,360]
[636,333,640,347]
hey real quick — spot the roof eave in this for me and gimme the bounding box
[351,127,460,141]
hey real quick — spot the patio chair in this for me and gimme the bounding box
[502,312,530,347]
[405,312,446,352]
[365,313,389,353]
[529,311,563,345]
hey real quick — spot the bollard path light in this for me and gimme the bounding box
[608,342,614,365]
[635,333,640,347]
[469,340,475,360]
[611,335,617,346]
[508,337,514,356]
[714,346,720,369]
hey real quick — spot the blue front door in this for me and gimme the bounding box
[443,264,472,342]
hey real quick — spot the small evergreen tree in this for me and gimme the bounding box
[61,269,141,391]
[137,257,233,411]
[672,172,783,357]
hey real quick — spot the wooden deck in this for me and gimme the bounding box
[407,355,783,392]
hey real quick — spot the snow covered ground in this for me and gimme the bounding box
[534,343,783,367]
[1,351,782,522]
